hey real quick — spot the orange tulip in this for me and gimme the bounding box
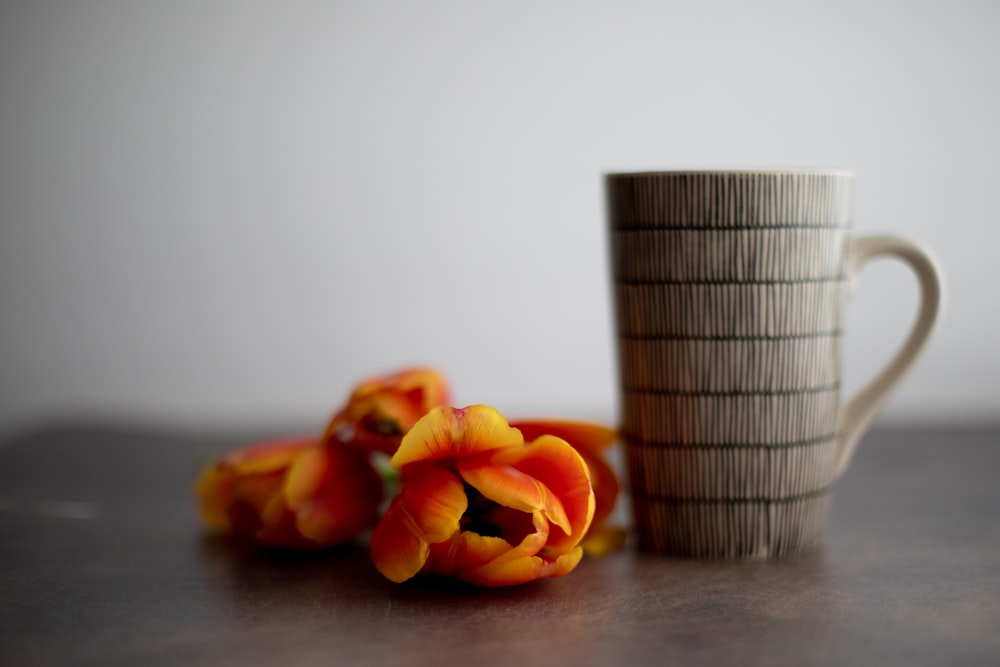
[324,367,451,455]
[196,436,383,550]
[370,405,595,587]
[509,420,625,555]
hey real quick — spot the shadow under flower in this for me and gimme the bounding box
[197,529,558,610]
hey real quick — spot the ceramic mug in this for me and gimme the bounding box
[606,169,943,558]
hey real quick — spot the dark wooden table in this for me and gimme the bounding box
[1,422,998,666]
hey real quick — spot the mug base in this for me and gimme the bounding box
[630,492,833,559]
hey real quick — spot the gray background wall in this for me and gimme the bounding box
[1,0,997,434]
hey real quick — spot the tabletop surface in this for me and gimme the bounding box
[1,422,998,667]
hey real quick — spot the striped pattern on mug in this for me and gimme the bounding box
[607,170,853,558]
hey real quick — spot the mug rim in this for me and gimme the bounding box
[605,168,854,178]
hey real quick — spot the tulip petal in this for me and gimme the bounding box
[195,438,306,534]
[285,445,383,546]
[458,457,571,538]
[369,503,430,583]
[195,464,235,532]
[226,437,315,475]
[460,554,544,587]
[282,445,328,506]
[196,436,381,550]
[482,506,543,552]
[350,367,450,409]
[323,367,452,455]
[235,470,287,510]
[370,465,467,582]
[324,408,401,455]
[511,420,620,529]
[485,435,595,555]
[396,367,451,410]
[511,420,617,456]
[538,546,585,579]
[459,545,584,587]
[425,531,512,575]
[255,494,313,549]
[391,405,524,469]
[370,505,431,583]
[367,392,423,433]
[481,508,550,565]
[402,465,468,542]
[424,504,550,580]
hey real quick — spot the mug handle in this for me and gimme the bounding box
[833,235,945,479]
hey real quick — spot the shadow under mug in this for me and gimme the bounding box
[606,170,943,558]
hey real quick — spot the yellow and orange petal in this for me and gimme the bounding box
[425,531,513,576]
[284,444,383,546]
[476,434,595,555]
[390,405,524,469]
[370,465,467,582]
[196,436,383,551]
[458,456,572,537]
[370,405,597,587]
[510,419,622,553]
[349,367,450,419]
[426,510,557,587]
[323,367,451,454]
[510,420,617,457]
[196,465,236,532]
[222,436,315,475]
[195,436,313,533]
[461,546,584,587]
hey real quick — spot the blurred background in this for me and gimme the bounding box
[1,0,997,437]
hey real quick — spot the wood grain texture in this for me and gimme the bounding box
[1,423,999,667]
